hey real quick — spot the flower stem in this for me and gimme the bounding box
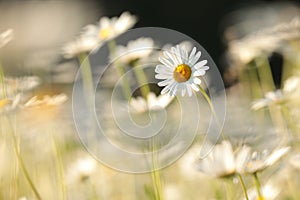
[150,139,164,200]
[78,52,94,105]
[108,40,132,100]
[5,117,42,200]
[256,57,275,93]
[132,64,150,100]
[199,85,226,140]
[0,62,7,98]
[253,172,263,199]
[238,174,249,200]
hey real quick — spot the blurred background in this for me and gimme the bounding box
[1,0,299,85]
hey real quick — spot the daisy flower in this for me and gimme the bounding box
[110,37,154,65]
[155,45,209,97]
[196,141,250,178]
[0,29,13,48]
[241,147,290,174]
[24,93,68,107]
[251,90,284,110]
[62,12,137,58]
[245,183,280,200]
[129,92,174,113]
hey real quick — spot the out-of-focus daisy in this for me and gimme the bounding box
[62,34,98,59]
[62,12,137,58]
[196,141,250,178]
[0,94,21,114]
[3,76,41,97]
[155,45,209,97]
[228,17,300,64]
[241,147,290,174]
[251,90,284,110]
[66,156,97,183]
[251,75,300,110]
[110,37,154,65]
[245,183,280,200]
[0,29,13,48]
[85,11,137,42]
[129,92,174,113]
[24,93,68,107]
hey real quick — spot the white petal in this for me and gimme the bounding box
[155,65,173,73]
[194,70,206,76]
[194,60,208,70]
[171,47,182,64]
[190,51,201,66]
[181,87,186,96]
[159,56,174,68]
[189,47,197,61]
[191,83,199,91]
[193,77,201,85]
[158,79,173,87]
[155,73,172,79]
[186,85,193,96]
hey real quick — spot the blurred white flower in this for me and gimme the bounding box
[130,92,174,113]
[241,147,290,174]
[62,12,137,58]
[110,37,154,65]
[252,75,300,110]
[155,45,209,97]
[164,184,184,200]
[196,141,250,178]
[251,90,284,110]
[3,76,40,98]
[0,94,21,114]
[66,156,97,183]
[24,93,68,107]
[229,17,300,64]
[62,34,98,58]
[245,183,280,200]
[0,29,13,48]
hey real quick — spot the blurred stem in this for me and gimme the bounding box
[253,173,263,199]
[108,40,132,100]
[132,63,150,100]
[199,86,226,140]
[52,135,67,200]
[5,117,42,200]
[281,104,299,138]
[0,62,7,98]
[238,174,249,200]
[246,63,262,100]
[255,57,275,93]
[78,53,94,105]
[150,138,164,200]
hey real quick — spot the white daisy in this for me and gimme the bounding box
[62,12,137,58]
[0,94,21,114]
[196,141,250,178]
[84,11,137,42]
[24,93,68,107]
[245,183,280,200]
[241,147,290,174]
[129,92,174,113]
[155,45,209,97]
[4,76,40,96]
[0,29,13,48]
[110,37,154,65]
[251,90,284,110]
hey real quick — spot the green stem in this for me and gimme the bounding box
[132,65,150,100]
[199,86,226,140]
[6,117,42,200]
[253,172,263,199]
[0,62,7,98]
[281,104,299,138]
[238,174,249,200]
[78,53,94,104]
[108,40,132,100]
[247,63,263,100]
[52,135,67,200]
[150,139,164,200]
[256,57,275,93]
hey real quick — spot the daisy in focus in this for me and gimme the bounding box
[155,45,209,97]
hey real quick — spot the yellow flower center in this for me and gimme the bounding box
[173,64,192,83]
[256,197,265,200]
[0,99,11,110]
[98,28,112,40]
